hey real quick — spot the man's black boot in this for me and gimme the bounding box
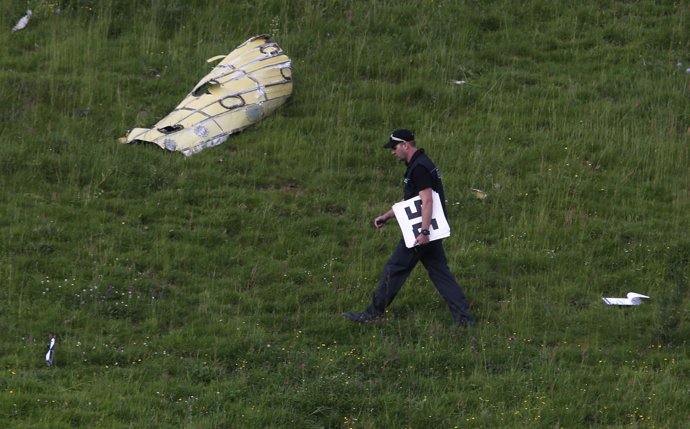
[342,311,383,323]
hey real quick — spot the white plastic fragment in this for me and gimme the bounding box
[602,292,650,306]
[46,335,55,366]
[12,9,32,32]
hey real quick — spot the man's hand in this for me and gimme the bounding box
[414,233,430,246]
[374,215,387,229]
[374,209,395,229]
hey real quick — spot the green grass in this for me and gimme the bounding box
[1,0,689,427]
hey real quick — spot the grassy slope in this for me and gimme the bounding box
[1,0,689,427]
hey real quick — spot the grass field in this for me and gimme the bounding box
[1,0,689,427]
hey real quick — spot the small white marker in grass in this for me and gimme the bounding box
[46,335,55,367]
[12,10,32,33]
[602,292,650,306]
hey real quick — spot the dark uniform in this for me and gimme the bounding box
[365,149,475,325]
[347,145,476,325]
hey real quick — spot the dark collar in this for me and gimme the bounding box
[405,148,425,166]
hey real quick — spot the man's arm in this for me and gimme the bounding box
[415,187,433,245]
[374,208,395,229]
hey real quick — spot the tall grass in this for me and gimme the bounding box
[1,0,689,427]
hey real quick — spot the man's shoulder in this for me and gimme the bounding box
[410,150,437,170]
[408,159,435,186]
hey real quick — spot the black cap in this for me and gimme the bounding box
[384,129,415,148]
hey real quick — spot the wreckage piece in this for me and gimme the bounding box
[122,34,292,156]
[602,292,650,306]
[12,9,32,32]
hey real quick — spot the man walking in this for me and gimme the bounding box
[343,129,476,326]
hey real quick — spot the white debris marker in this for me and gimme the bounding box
[46,336,55,366]
[602,292,650,306]
[12,9,32,33]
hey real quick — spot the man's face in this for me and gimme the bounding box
[391,142,407,161]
